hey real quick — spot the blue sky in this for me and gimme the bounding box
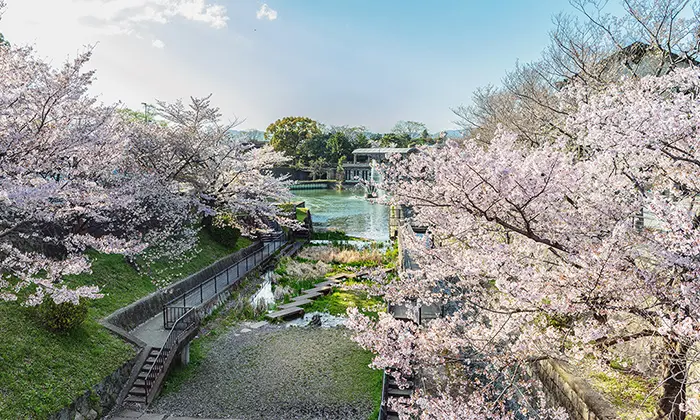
[2,0,597,132]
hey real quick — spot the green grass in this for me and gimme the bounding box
[296,207,310,222]
[327,343,384,420]
[588,371,658,418]
[0,303,135,419]
[303,287,385,320]
[159,336,208,396]
[0,230,251,419]
[273,257,326,296]
[311,230,352,241]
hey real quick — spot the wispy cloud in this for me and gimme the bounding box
[256,4,277,21]
[77,0,230,35]
[152,39,165,49]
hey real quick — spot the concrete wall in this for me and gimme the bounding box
[104,242,263,332]
[270,166,313,181]
[534,359,618,420]
[48,353,139,420]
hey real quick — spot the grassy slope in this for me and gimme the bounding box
[572,357,659,419]
[0,231,251,419]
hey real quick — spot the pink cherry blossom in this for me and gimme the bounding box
[349,68,700,418]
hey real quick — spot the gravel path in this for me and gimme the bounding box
[151,323,379,420]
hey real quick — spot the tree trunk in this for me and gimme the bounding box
[657,338,689,420]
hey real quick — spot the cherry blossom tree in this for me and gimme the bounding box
[0,40,203,306]
[126,95,294,237]
[350,68,700,419]
[454,0,700,146]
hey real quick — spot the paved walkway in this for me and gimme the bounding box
[111,409,241,420]
[131,239,287,347]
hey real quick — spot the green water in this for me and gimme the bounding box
[292,187,389,241]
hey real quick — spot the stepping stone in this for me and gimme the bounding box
[279,299,312,309]
[245,321,268,329]
[299,291,322,300]
[307,285,332,294]
[314,280,334,288]
[266,306,304,321]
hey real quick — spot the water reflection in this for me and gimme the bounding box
[250,271,275,307]
[292,187,389,241]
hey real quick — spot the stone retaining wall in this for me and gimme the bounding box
[534,359,618,420]
[198,253,278,320]
[104,241,262,331]
[48,352,139,420]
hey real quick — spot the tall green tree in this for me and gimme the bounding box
[265,116,321,160]
[378,132,412,148]
[298,133,329,166]
[326,131,352,164]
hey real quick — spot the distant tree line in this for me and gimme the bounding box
[264,117,438,171]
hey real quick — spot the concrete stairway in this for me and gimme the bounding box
[124,347,163,406]
[383,373,415,420]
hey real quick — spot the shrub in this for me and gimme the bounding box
[298,245,383,266]
[38,298,89,332]
[209,213,242,247]
[311,230,350,241]
[283,258,332,280]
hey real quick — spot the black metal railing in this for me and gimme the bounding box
[163,306,189,328]
[144,307,199,399]
[162,232,288,328]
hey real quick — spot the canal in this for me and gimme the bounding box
[292,186,389,241]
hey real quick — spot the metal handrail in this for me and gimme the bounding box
[162,232,288,328]
[163,241,263,308]
[144,307,199,398]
